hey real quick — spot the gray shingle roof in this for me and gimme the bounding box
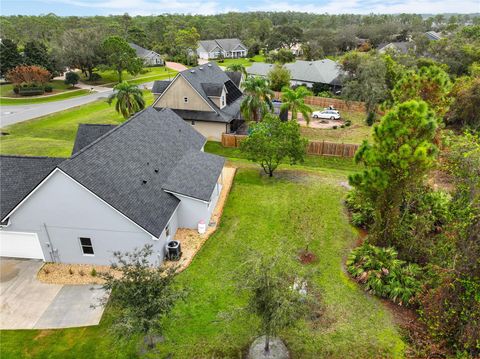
[163,151,225,201]
[59,107,219,237]
[156,62,243,123]
[425,31,442,41]
[152,80,171,95]
[201,82,224,97]
[247,60,342,86]
[0,156,65,220]
[198,38,245,53]
[377,41,413,54]
[129,42,159,59]
[225,71,242,88]
[72,124,117,155]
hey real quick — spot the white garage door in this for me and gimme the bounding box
[0,231,44,260]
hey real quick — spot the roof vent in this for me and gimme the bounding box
[207,64,212,67]
[199,67,203,70]
[142,180,147,184]
[154,169,159,173]
[190,70,195,73]
[309,62,313,65]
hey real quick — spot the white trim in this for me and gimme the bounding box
[163,189,210,204]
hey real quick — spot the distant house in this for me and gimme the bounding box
[425,31,443,41]
[0,108,225,265]
[197,39,247,60]
[247,59,342,90]
[129,43,163,66]
[152,62,244,141]
[377,41,414,54]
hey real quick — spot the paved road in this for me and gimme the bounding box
[0,258,105,329]
[0,89,113,127]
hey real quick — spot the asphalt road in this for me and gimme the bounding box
[0,89,113,127]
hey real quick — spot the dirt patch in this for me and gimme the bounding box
[0,261,20,282]
[37,263,119,285]
[298,250,317,264]
[164,167,236,273]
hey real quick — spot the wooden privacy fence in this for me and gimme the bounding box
[222,133,359,158]
[273,92,366,113]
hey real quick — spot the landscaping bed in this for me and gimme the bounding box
[37,263,118,285]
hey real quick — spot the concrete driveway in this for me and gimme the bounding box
[0,258,106,329]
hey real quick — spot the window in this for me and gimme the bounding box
[221,96,225,107]
[165,223,171,239]
[183,97,188,103]
[191,120,196,125]
[80,237,94,255]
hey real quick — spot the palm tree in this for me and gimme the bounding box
[280,86,313,125]
[108,81,145,119]
[226,63,247,76]
[240,76,274,122]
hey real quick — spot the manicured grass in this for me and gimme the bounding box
[81,67,178,86]
[0,89,91,105]
[0,91,154,157]
[215,55,265,68]
[0,168,405,358]
[301,109,373,144]
[0,80,73,98]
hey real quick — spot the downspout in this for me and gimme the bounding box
[43,223,57,263]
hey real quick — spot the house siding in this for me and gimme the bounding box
[154,76,213,112]
[189,121,228,141]
[4,170,173,265]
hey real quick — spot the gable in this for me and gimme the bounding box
[153,75,214,112]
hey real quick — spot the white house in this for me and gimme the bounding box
[197,39,247,60]
[129,43,164,66]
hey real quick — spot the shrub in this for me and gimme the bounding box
[366,111,375,126]
[64,71,80,87]
[6,65,50,86]
[89,73,102,82]
[332,125,338,129]
[43,267,50,275]
[347,243,423,306]
[79,270,85,276]
[68,268,74,275]
[13,86,19,94]
[341,124,345,128]
[345,189,374,229]
[91,268,97,277]
[44,85,53,92]
[18,85,44,96]
[344,120,352,126]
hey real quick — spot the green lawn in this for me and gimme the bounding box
[0,167,405,358]
[0,91,154,157]
[0,80,73,98]
[81,67,178,86]
[0,89,91,106]
[301,109,373,144]
[215,55,265,68]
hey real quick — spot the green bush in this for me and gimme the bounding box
[44,85,53,92]
[341,124,345,128]
[347,243,423,306]
[345,190,374,229]
[89,73,102,82]
[344,120,352,126]
[332,125,338,129]
[366,112,375,126]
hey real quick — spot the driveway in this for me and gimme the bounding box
[0,258,106,329]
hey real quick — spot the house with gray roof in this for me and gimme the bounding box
[129,43,163,66]
[425,31,443,41]
[377,41,414,54]
[0,108,225,265]
[197,38,247,60]
[152,62,244,141]
[247,59,342,89]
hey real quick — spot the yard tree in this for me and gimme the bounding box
[240,76,274,122]
[24,40,53,73]
[61,28,105,81]
[0,39,22,76]
[392,65,452,117]
[174,27,200,66]
[226,63,247,76]
[127,26,148,48]
[108,81,145,119]
[349,100,438,248]
[445,77,480,131]
[281,86,313,124]
[64,71,80,88]
[267,64,291,91]
[6,65,50,87]
[99,245,185,350]
[240,114,308,177]
[239,251,311,353]
[341,52,388,117]
[103,36,143,83]
[266,48,296,64]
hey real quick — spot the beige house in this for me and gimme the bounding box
[152,62,244,141]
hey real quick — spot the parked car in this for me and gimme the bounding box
[312,110,341,120]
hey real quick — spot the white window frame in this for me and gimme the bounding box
[79,237,95,256]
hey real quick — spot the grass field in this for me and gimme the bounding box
[0,80,72,98]
[81,67,178,86]
[0,166,405,359]
[0,92,154,157]
[301,109,372,144]
[215,55,265,68]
